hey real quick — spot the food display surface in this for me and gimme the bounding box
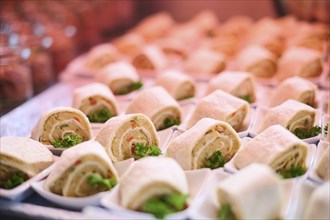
[1,11,330,220]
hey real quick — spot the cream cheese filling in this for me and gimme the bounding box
[271,147,306,172]
[288,114,314,132]
[192,132,233,169]
[63,161,108,197]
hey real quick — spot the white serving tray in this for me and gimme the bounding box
[308,140,330,184]
[0,163,56,202]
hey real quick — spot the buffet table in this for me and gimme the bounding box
[1,11,329,220]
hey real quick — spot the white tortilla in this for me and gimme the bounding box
[154,69,196,100]
[0,136,54,177]
[166,118,240,170]
[206,71,256,102]
[95,113,160,162]
[45,140,118,197]
[126,86,181,130]
[31,107,92,145]
[217,163,282,220]
[234,125,308,171]
[119,157,188,210]
[268,76,317,107]
[257,99,316,133]
[72,82,118,116]
[186,90,249,130]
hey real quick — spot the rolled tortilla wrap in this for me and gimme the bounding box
[0,136,54,189]
[31,107,92,147]
[132,45,167,71]
[44,140,119,197]
[166,118,240,170]
[126,86,182,131]
[186,90,249,131]
[97,61,142,95]
[268,76,317,107]
[257,99,316,134]
[216,15,253,39]
[132,12,174,41]
[246,17,285,57]
[95,114,160,162]
[235,45,277,78]
[112,33,144,57]
[154,69,196,100]
[119,157,189,211]
[85,43,119,70]
[203,36,238,57]
[72,83,119,123]
[188,10,219,36]
[184,48,226,74]
[156,38,189,59]
[234,125,308,176]
[217,164,282,220]
[277,47,322,81]
[206,71,256,103]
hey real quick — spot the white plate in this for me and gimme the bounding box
[321,114,329,142]
[308,140,329,184]
[249,106,321,144]
[31,180,110,210]
[195,82,208,99]
[0,163,56,201]
[189,169,231,219]
[318,61,330,90]
[254,84,274,108]
[31,159,134,210]
[100,168,211,220]
[320,91,330,114]
[285,181,320,220]
[82,206,133,220]
[224,137,317,180]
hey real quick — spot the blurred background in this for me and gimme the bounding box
[0,0,329,116]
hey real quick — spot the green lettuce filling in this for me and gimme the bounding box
[240,94,252,103]
[159,118,181,131]
[87,173,117,190]
[3,172,26,189]
[277,165,306,179]
[53,133,82,148]
[178,95,193,101]
[116,81,143,95]
[217,203,237,220]
[142,193,188,219]
[88,108,112,123]
[132,143,161,158]
[204,151,226,169]
[293,126,321,139]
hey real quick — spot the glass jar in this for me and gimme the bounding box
[0,46,33,115]
[20,34,55,94]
